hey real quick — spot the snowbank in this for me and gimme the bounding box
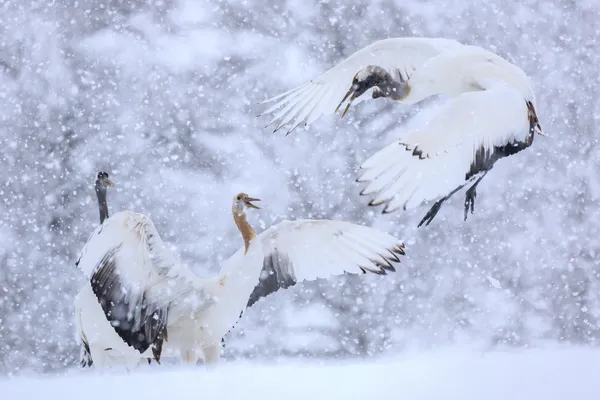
[2,347,599,400]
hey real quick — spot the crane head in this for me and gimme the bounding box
[233,192,261,212]
[96,171,115,189]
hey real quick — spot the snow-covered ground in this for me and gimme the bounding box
[2,347,599,400]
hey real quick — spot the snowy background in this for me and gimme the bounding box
[1,0,599,376]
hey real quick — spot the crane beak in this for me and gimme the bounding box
[103,177,115,187]
[244,197,261,209]
[336,73,363,119]
[340,101,353,119]
[336,87,354,112]
[336,84,360,119]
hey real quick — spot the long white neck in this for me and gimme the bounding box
[158,207,263,359]
[189,208,263,344]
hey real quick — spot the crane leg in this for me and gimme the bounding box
[181,349,200,365]
[202,343,222,366]
[463,172,488,221]
[418,183,467,227]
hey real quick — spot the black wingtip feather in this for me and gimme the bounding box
[151,324,168,364]
[90,245,169,358]
[386,251,401,263]
[381,257,398,270]
[369,199,385,207]
[79,337,94,368]
[382,204,395,214]
[392,245,406,256]
[246,252,297,309]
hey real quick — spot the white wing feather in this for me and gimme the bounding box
[245,219,405,307]
[358,85,531,213]
[263,219,405,277]
[75,210,210,355]
[260,37,465,134]
[76,210,198,303]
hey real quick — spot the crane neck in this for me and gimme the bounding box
[95,184,109,224]
[232,209,256,255]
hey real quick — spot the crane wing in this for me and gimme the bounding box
[245,219,405,308]
[75,211,208,359]
[259,37,464,134]
[357,85,536,214]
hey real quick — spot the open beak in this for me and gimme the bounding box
[245,197,261,209]
[335,83,360,119]
[103,177,115,187]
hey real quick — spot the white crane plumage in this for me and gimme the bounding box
[75,188,405,368]
[73,171,128,368]
[259,37,543,225]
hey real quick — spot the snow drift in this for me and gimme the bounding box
[1,347,599,400]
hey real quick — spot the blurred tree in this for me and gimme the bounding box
[0,0,598,374]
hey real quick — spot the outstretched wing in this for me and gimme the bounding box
[357,84,536,214]
[75,211,206,359]
[246,219,405,308]
[259,37,464,134]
